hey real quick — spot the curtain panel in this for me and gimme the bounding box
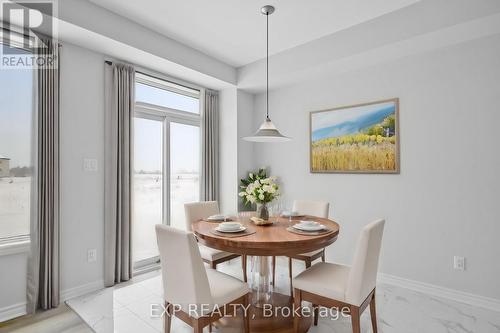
[201,90,219,202]
[27,38,60,313]
[104,63,135,287]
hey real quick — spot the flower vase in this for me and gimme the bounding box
[256,203,269,220]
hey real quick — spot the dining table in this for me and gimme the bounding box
[192,215,340,333]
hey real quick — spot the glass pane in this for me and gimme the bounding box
[133,117,163,262]
[0,48,33,240]
[170,123,200,230]
[136,82,199,114]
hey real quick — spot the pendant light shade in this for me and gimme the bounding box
[243,5,291,143]
[244,118,290,142]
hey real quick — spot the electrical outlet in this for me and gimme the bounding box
[83,158,98,172]
[453,256,465,271]
[87,249,97,263]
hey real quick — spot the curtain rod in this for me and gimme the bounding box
[105,60,202,93]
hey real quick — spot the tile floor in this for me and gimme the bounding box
[3,257,500,333]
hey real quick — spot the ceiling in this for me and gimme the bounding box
[88,0,420,67]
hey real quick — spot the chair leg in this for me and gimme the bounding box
[164,302,172,333]
[351,306,361,333]
[272,256,276,286]
[242,255,247,283]
[370,291,378,333]
[305,259,312,269]
[293,289,302,333]
[210,261,217,269]
[243,293,250,333]
[193,319,204,333]
[321,249,326,262]
[313,304,319,326]
[288,257,293,296]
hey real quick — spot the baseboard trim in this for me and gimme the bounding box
[0,280,105,323]
[378,273,500,312]
[60,279,105,301]
[285,257,500,312]
[0,302,27,323]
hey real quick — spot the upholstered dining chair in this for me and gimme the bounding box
[293,219,385,333]
[184,201,248,282]
[275,200,330,294]
[156,225,250,333]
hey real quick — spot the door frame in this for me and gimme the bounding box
[133,102,200,272]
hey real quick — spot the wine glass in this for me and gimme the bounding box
[284,201,295,224]
[271,200,281,219]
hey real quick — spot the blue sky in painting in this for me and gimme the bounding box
[311,101,395,141]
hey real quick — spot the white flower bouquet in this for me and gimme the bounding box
[239,168,280,207]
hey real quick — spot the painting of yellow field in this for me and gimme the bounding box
[310,98,399,173]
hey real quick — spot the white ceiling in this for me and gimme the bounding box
[88,0,420,67]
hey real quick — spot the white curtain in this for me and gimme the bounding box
[200,90,219,202]
[27,37,60,313]
[104,62,135,286]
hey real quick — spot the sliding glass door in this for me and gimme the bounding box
[132,117,163,265]
[170,122,200,230]
[132,73,200,270]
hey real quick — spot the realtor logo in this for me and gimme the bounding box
[1,0,58,69]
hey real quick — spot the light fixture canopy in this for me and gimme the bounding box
[243,5,291,143]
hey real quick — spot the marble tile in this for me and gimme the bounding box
[113,282,157,306]
[66,289,115,332]
[113,307,158,333]
[65,258,500,333]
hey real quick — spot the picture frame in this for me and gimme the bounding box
[310,98,400,174]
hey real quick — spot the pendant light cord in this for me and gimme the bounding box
[266,12,270,121]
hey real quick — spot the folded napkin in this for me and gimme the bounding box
[250,216,273,225]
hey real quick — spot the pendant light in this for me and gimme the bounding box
[244,5,291,143]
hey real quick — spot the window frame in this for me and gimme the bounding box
[132,72,202,271]
[0,38,36,253]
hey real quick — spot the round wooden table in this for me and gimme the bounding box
[192,215,340,333]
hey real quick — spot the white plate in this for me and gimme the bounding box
[299,220,320,225]
[293,223,325,232]
[207,215,228,221]
[215,226,247,233]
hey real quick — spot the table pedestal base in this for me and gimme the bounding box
[218,292,312,333]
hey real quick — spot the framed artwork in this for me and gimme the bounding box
[310,98,400,173]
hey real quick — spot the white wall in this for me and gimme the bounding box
[0,252,27,320]
[219,88,239,213]
[59,43,105,293]
[237,90,255,211]
[219,89,255,213]
[253,34,500,299]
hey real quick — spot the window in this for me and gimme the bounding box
[136,82,199,114]
[132,72,200,268]
[0,44,34,244]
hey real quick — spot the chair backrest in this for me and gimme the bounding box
[292,200,330,218]
[345,219,385,306]
[184,201,219,231]
[155,225,213,307]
